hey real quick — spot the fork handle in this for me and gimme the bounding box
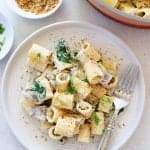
[98,110,119,150]
[98,128,112,150]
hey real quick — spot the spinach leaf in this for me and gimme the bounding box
[67,84,76,94]
[37,53,41,58]
[30,80,46,99]
[72,51,78,57]
[56,39,71,63]
[0,24,5,34]
[92,112,100,125]
[82,78,89,83]
[67,76,77,94]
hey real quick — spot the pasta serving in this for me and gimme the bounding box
[21,39,118,143]
[104,0,150,18]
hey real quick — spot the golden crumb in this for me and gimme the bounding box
[16,0,59,14]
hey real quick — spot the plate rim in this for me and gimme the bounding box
[0,12,14,60]
[1,20,145,150]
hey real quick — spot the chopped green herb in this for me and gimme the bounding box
[82,78,89,83]
[0,24,5,34]
[37,53,41,58]
[30,80,46,99]
[73,51,78,57]
[0,37,5,51]
[67,84,76,94]
[100,95,113,105]
[56,39,71,63]
[92,112,100,125]
[67,76,77,94]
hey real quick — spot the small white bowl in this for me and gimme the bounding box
[6,0,63,19]
[0,12,14,60]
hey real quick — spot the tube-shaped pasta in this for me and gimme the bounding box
[62,113,85,135]
[98,63,117,88]
[132,0,150,9]
[56,72,70,92]
[71,67,86,80]
[53,53,72,70]
[52,92,74,110]
[102,76,118,89]
[47,106,63,123]
[73,115,85,135]
[118,2,137,15]
[91,112,105,135]
[54,117,76,137]
[49,126,63,140]
[24,76,53,104]
[98,95,113,113]
[99,72,113,86]
[72,77,92,99]
[37,76,53,98]
[42,65,54,80]
[82,42,101,61]
[101,58,118,74]
[91,84,106,99]
[27,44,52,72]
[76,51,89,65]
[135,8,150,18]
[76,100,93,119]
[84,60,104,84]
[31,76,53,104]
[78,124,91,143]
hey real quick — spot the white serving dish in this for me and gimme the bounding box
[6,0,63,19]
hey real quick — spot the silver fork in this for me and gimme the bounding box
[98,65,140,150]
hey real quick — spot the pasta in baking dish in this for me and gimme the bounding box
[21,39,119,143]
[103,0,150,18]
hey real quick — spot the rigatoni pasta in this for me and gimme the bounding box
[91,112,105,135]
[72,77,92,99]
[84,60,104,84]
[49,126,63,140]
[27,44,52,72]
[103,0,150,18]
[20,39,118,143]
[47,106,63,123]
[78,124,91,143]
[56,72,70,92]
[98,95,113,113]
[76,100,93,119]
[54,117,76,137]
[82,42,101,61]
[52,92,74,110]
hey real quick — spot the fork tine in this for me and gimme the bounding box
[124,66,138,92]
[127,66,139,92]
[117,65,139,94]
[118,65,133,89]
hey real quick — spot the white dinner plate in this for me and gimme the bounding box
[1,21,145,150]
[0,12,14,60]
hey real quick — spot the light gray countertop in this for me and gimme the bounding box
[0,0,150,149]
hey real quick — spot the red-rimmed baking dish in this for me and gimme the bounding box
[88,0,150,28]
